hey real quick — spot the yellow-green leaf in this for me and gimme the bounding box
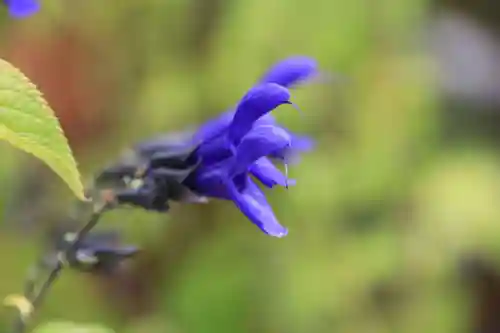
[0,58,85,200]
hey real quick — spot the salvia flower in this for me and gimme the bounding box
[96,56,318,238]
[3,0,39,18]
[181,56,318,237]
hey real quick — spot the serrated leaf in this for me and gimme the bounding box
[0,58,85,200]
[33,321,115,333]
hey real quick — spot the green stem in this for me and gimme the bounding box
[12,203,109,333]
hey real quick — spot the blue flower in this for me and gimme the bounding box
[3,0,39,18]
[95,56,318,238]
[183,56,318,237]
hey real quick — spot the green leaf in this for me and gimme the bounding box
[0,58,85,200]
[33,321,115,333]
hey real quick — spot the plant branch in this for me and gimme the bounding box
[12,201,110,333]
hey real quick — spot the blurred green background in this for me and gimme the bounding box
[2,0,500,332]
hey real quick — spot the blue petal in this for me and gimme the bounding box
[194,107,274,145]
[231,125,291,176]
[259,56,318,88]
[195,132,233,166]
[228,83,291,145]
[226,176,288,237]
[270,132,315,162]
[191,161,232,199]
[192,111,234,143]
[291,133,315,151]
[250,157,295,188]
[4,0,39,18]
[193,57,317,144]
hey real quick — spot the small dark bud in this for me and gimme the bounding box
[50,229,140,274]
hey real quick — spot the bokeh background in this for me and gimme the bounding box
[1,0,500,332]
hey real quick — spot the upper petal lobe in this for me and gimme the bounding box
[259,56,318,88]
[228,83,291,145]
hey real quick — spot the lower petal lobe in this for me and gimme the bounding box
[226,176,288,237]
[250,157,295,188]
[232,125,291,176]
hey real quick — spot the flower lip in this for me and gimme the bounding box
[226,176,289,237]
[230,125,292,177]
[186,123,294,237]
[250,157,296,188]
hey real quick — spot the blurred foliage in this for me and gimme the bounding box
[0,0,498,333]
[32,321,114,333]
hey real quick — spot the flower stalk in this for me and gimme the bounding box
[10,196,112,333]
